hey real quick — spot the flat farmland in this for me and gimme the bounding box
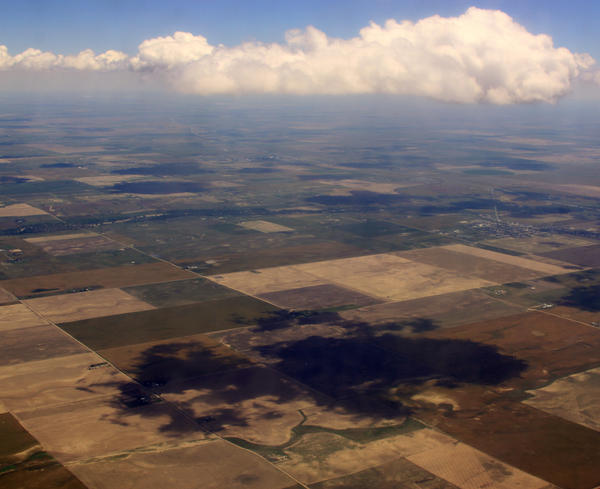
[24,233,122,256]
[69,439,302,489]
[524,366,600,432]
[395,246,541,283]
[293,253,493,302]
[0,287,15,304]
[341,289,524,329]
[239,220,294,233]
[423,399,600,489]
[0,261,195,298]
[16,398,204,462]
[0,303,47,331]
[310,458,458,489]
[425,312,600,388]
[482,235,597,254]
[24,288,155,323]
[258,283,381,310]
[0,325,87,366]
[0,352,133,411]
[441,244,573,275]
[60,296,278,350]
[541,244,600,267]
[0,203,47,217]
[98,333,252,385]
[161,366,324,446]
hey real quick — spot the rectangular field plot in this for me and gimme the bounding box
[540,244,600,267]
[24,288,155,323]
[395,246,541,283]
[69,439,301,489]
[211,265,327,295]
[341,289,524,330]
[0,303,47,331]
[310,458,458,489]
[294,254,493,302]
[98,333,252,386]
[0,352,133,411]
[16,398,203,462]
[0,325,87,366]
[60,296,278,350]
[0,287,15,304]
[524,367,600,432]
[426,312,600,387]
[239,220,294,233]
[24,233,122,256]
[258,283,381,310]
[406,438,553,489]
[440,244,574,276]
[161,366,324,446]
[0,261,195,298]
[0,203,47,217]
[482,235,597,255]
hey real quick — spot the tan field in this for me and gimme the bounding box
[294,253,493,302]
[75,175,146,186]
[239,220,294,233]
[0,287,15,304]
[318,179,415,194]
[25,233,96,243]
[16,398,203,463]
[440,244,572,276]
[0,303,47,331]
[0,352,133,411]
[524,367,600,432]
[210,265,327,295]
[482,235,597,255]
[24,234,121,256]
[406,438,554,489]
[69,439,300,489]
[546,305,600,326]
[24,288,155,323]
[0,203,48,217]
[161,366,324,446]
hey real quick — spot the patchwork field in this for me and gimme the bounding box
[482,235,597,254]
[0,325,87,366]
[69,439,302,489]
[24,288,155,323]
[524,366,600,432]
[60,296,278,350]
[239,220,294,233]
[0,352,133,411]
[0,303,47,331]
[24,233,122,256]
[0,261,195,298]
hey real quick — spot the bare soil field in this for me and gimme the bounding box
[341,289,524,329]
[161,366,324,445]
[395,247,541,283]
[310,458,458,489]
[1,261,194,298]
[258,283,381,310]
[25,234,122,256]
[16,398,203,463]
[25,288,155,323]
[406,437,553,489]
[482,235,597,255]
[0,352,133,411]
[0,303,47,331]
[0,287,15,304]
[425,312,600,388]
[546,305,600,325]
[210,265,327,295]
[98,333,252,385]
[441,244,572,276]
[294,253,493,301]
[0,325,87,366]
[60,296,278,350]
[69,439,301,489]
[540,244,600,267]
[422,399,600,489]
[0,203,47,217]
[524,367,600,432]
[239,220,294,233]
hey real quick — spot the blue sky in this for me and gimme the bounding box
[1,0,598,59]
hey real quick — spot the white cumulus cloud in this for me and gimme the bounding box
[0,7,596,103]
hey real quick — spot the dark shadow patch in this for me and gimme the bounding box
[559,285,600,311]
[109,181,206,194]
